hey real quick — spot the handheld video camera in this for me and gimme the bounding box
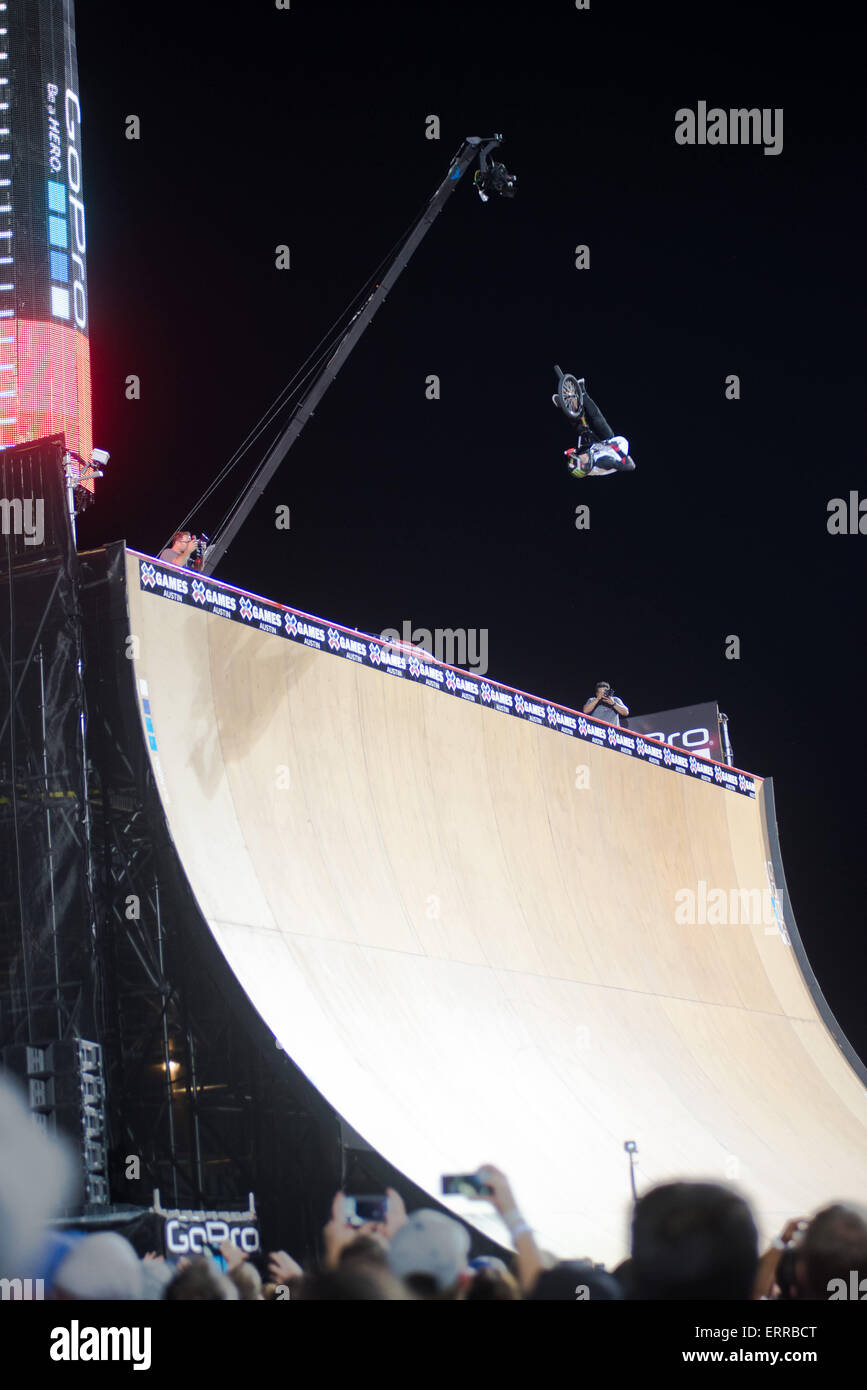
[188,533,210,572]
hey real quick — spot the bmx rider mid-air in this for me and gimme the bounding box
[552,366,636,480]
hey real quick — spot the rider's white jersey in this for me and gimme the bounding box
[586,435,630,475]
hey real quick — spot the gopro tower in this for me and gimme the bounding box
[0,0,92,468]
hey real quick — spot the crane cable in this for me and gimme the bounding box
[159,179,442,556]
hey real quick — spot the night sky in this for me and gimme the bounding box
[74,3,865,1057]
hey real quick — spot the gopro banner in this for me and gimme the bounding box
[160,1210,260,1260]
[135,556,757,799]
[53,1197,260,1260]
[626,702,723,763]
[150,1189,259,1259]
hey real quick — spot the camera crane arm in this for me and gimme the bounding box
[201,135,514,576]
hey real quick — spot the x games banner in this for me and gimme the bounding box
[135,554,757,799]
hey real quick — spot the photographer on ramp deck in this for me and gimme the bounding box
[158,531,207,571]
[584,682,629,727]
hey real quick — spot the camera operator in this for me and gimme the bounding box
[158,531,199,568]
[583,681,629,727]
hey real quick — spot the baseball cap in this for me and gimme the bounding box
[387,1209,470,1293]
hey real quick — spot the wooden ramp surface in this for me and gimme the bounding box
[125,552,867,1262]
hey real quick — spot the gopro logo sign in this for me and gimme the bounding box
[627,704,723,764]
[47,84,87,328]
[164,1218,260,1257]
[644,727,711,756]
[65,89,87,330]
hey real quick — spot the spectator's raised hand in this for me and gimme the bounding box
[268,1249,303,1284]
[475,1164,517,1217]
[219,1238,246,1273]
[323,1190,363,1270]
[475,1165,543,1295]
[381,1187,408,1240]
[780,1218,808,1246]
[753,1218,807,1299]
